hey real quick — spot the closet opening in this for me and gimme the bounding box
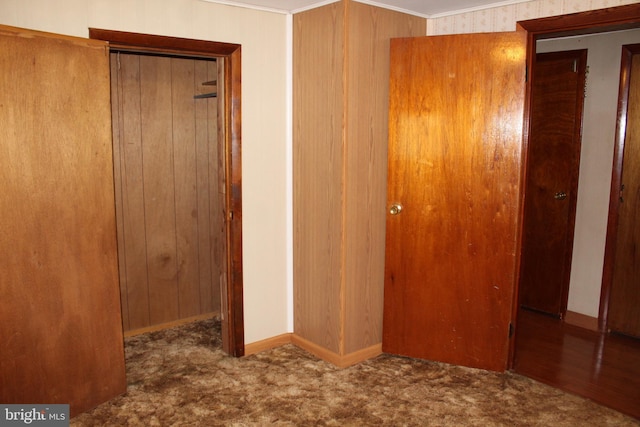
[110,51,223,332]
[90,29,244,357]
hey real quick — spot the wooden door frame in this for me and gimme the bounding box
[89,29,244,357]
[511,4,640,365]
[601,43,640,333]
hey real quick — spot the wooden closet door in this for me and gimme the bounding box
[0,25,125,415]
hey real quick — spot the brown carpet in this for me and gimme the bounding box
[71,318,639,426]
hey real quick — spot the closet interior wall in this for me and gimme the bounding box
[110,53,224,333]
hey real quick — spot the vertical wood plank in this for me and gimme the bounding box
[110,54,130,331]
[195,60,215,313]
[293,2,345,354]
[210,59,223,313]
[140,55,180,325]
[216,59,230,351]
[171,57,201,318]
[117,53,151,330]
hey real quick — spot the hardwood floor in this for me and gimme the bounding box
[513,309,640,419]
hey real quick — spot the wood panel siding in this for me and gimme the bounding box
[111,53,223,331]
[293,2,345,355]
[293,0,426,362]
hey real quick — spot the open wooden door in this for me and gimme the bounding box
[0,25,126,415]
[382,32,526,372]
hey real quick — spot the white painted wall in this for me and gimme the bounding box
[538,29,640,317]
[0,0,290,345]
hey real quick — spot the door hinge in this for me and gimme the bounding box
[525,64,528,83]
[509,322,514,338]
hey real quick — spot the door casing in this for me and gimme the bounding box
[89,29,245,357]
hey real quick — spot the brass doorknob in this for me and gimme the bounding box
[554,192,567,200]
[389,203,403,215]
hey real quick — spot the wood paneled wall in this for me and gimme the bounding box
[110,53,224,332]
[293,0,426,361]
[293,2,345,355]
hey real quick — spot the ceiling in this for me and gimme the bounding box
[212,0,528,17]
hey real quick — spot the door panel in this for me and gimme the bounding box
[0,26,125,415]
[519,50,587,317]
[608,46,640,338]
[383,32,526,372]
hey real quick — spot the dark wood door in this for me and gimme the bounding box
[0,25,126,415]
[608,45,640,338]
[382,32,526,372]
[519,50,587,317]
